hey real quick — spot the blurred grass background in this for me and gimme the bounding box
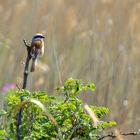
[0,0,140,139]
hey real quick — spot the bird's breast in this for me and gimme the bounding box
[31,40,43,49]
[31,40,44,57]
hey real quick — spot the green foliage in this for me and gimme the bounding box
[1,78,116,139]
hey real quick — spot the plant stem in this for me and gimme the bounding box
[16,40,31,140]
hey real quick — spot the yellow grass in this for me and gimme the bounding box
[0,1,140,139]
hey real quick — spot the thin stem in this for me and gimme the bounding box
[16,40,31,140]
[100,129,140,139]
[22,56,30,89]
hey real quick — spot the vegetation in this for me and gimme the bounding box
[0,78,116,139]
[0,1,140,140]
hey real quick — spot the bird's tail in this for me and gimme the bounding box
[31,58,37,72]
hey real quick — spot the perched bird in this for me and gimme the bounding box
[30,33,45,72]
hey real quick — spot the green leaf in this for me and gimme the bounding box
[0,109,7,116]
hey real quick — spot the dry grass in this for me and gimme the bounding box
[0,0,140,139]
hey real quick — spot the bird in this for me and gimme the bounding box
[30,33,45,72]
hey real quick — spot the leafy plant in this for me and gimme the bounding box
[1,78,116,139]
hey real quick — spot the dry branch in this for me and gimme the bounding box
[100,129,140,139]
[16,39,31,140]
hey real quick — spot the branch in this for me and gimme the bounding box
[23,39,30,48]
[22,39,31,89]
[100,129,140,139]
[22,56,30,89]
[120,129,140,136]
[16,39,31,140]
[23,39,31,54]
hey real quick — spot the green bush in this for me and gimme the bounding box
[0,78,116,139]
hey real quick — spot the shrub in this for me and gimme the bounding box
[0,78,116,139]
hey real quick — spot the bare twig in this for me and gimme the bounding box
[16,84,21,90]
[16,39,31,140]
[22,56,30,89]
[100,129,140,139]
[22,40,31,89]
[23,39,30,48]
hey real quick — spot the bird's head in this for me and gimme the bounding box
[32,33,45,41]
